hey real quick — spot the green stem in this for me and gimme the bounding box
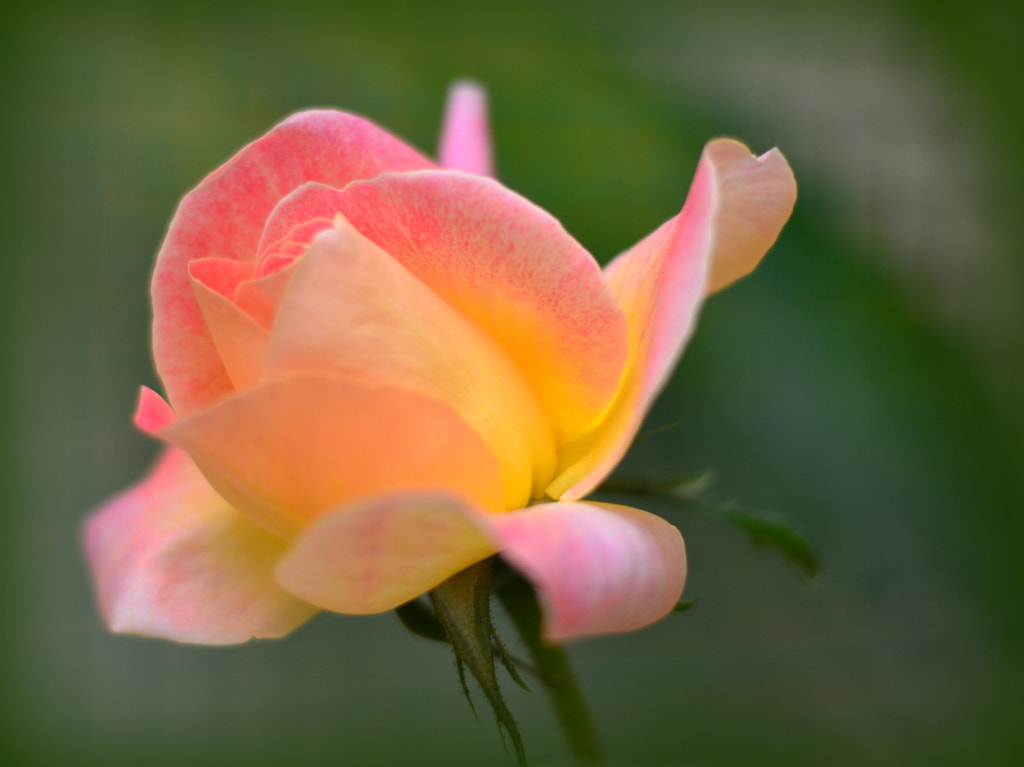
[495,570,605,765]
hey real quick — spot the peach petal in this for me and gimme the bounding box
[158,374,505,539]
[84,448,317,645]
[336,170,629,444]
[153,111,435,415]
[491,502,686,641]
[264,221,556,509]
[276,491,499,614]
[234,258,301,330]
[548,140,796,500]
[438,80,494,176]
[190,264,269,390]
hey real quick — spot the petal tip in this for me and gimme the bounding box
[134,387,176,433]
[439,79,494,176]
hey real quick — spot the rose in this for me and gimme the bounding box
[85,82,796,645]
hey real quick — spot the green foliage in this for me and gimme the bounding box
[400,563,604,765]
[597,474,819,579]
[708,505,820,579]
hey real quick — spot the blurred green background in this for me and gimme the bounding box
[3,0,1023,764]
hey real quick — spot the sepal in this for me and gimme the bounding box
[429,559,526,766]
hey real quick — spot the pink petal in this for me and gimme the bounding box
[253,182,346,277]
[157,374,505,539]
[276,491,499,614]
[229,183,349,332]
[228,184,351,331]
[134,386,176,433]
[84,448,317,645]
[264,221,556,509]
[336,170,629,444]
[438,80,494,176]
[188,257,254,299]
[491,502,686,641]
[152,111,435,416]
[548,140,796,500]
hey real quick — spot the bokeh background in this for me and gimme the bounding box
[3,0,1023,764]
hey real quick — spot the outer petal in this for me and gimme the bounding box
[491,502,686,641]
[276,491,499,614]
[157,374,505,538]
[548,140,796,500]
[438,80,494,176]
[336,170,629,444]
[152,111,435,415]
[84,448,317,645]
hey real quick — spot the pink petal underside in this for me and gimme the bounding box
[491,501,686,641]
[84,448,317,645]
[264,222,556,510]
[336,170,629,444]
[157,374,505,539]
[276,491,500,615]
[438,80,494,177]
[275,491,685,640]
[152,110,435,416]
[548,140,796,500]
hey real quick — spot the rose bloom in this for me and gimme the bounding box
[85,83,796,645]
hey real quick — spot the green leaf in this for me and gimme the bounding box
[599,471,713,502]
[711,506,820,579]
[673,598,698,612]
[596,474,819,579]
